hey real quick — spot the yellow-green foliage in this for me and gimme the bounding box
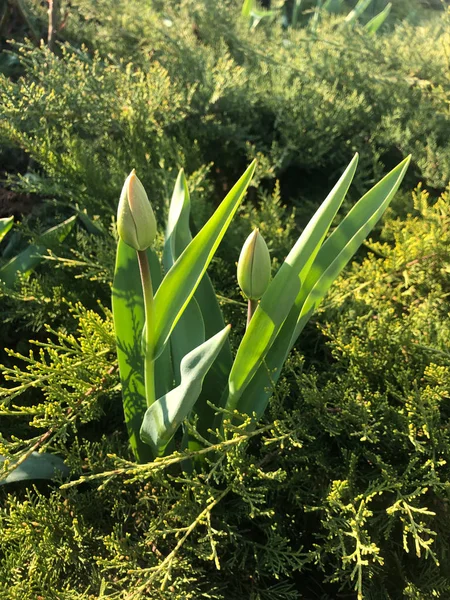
[2,1,450,220]
[2,2,450,598]
[2,186,450,598]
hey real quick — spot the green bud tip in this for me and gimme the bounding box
[237,228,271,301]
[117,169,157,251]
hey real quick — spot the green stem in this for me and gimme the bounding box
[137,250,156,408]
[246,298,258,328]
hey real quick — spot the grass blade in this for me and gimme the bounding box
[242,0,254,18]
[344,0,373,25]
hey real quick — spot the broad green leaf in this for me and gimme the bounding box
[365,3,392,34]
[112,240,172,463]
[163,171,206,385]
[152,160,255,359]
[1,230,21,259]
[170,298,205,385]
[140,325,231,456]
[0,216,13,243]
[163,170,233,437]
[344,0,373,24]
[237,156,411,419]
[0,451,69,485]
[291,155,412,345]
[226,154,358,412]
[0,215,77,288]
[163,169,192,272]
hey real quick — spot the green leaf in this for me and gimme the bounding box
[0,216,14,243]
[152,160,255,359]
[112,240,172,463]
[291,155,412,345]
[344,0,373,24]
[251,7,277,19]
[163,171,205,387]
[226,154,358,413]
[365,3,392,35]
[323,0,344,13]
[292,0,303,26]
[163,169,233,439]
[237,156,411,419]
[163,169,192,272]
[242,0,254,18]
[76,209,105,235]
[0,215,77,288]
[170,298,205,385]
[140,325,231,456]
[310,0,323,32]
[0,452,69,485]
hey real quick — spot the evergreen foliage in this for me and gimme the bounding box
[2,185,450,598]
[1,0,450,220]
[2,2,450,598]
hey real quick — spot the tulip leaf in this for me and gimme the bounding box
[152,160,255,359]
[365,2,392,35]
[163,169,233,439]
[170,298,205,385]
[237,156,411,419]
[344,0,372,24]
[140,325,231,456]
[163,169,192,272]
[163,170,205,384]
[0,215,77,288]
[0,216,14,243]
[112,240,172,463]
[226,154,359,412]
[0,451,69,485]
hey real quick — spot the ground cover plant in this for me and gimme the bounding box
[2,1,450,599]
[2,176,450,600]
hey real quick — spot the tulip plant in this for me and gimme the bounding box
[112,154,410,462]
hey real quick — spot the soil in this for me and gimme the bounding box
[0,188,40,218]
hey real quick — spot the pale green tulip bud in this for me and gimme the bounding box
[117,169,157,251]
[237,229,271,300]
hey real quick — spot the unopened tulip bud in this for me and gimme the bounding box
[117,170,157,251]
[237,229,271,300]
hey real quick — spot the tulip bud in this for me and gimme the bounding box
[237,229,271,300]
[117,170,157,251]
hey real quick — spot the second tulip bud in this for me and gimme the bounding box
[237,229,271,301]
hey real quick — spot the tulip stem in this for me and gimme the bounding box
[246,299,258,328]
[137,250,156,408]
